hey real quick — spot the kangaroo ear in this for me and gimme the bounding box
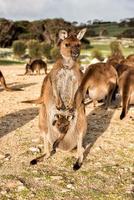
[77,28,87,40]
[59,30,68,40]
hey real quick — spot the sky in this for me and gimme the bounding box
[0,0,133,23]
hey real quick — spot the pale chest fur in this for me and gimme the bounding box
[56,68,79,106]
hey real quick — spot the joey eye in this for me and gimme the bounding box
[65,43,70,47]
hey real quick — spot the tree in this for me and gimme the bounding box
[12,40,26,58]
[27,40,42,59]
[41,42,52,59]
[110,41,124,58]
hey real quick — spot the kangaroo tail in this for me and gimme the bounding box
[22,97,43,104]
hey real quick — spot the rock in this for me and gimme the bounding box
[29,147,41,153]
[0,153,11,160]
[66,184,75,189]
[17,185,26,192]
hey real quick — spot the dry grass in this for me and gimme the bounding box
[0,64,133,200]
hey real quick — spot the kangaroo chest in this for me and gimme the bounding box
[56,68,79,106]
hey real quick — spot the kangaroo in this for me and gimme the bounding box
[0,70,11,91]
[119,68,134,119]
[0,70,18,91]
[24,28,87,170]
[24,59,47,75]
[0,70,23,92]
[74,63,118,109]
[126,54,134,62]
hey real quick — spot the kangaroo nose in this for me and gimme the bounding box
[71,48,80,59]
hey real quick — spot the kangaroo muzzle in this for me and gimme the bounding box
[71,48,80,60]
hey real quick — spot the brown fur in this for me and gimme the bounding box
[24,59,47,75]
[74,63,118,109]
[119,68,134,119]
[26,29,87,170]
[126,54,134,62]
[115,63,134,77]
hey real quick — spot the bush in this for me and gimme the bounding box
[12,40,27,58]
[50,46,60,61]
[41,42,52,59]
[110,41,123,58]
[27,40,42,59]
[91,49,104,61]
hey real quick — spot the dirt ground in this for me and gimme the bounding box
[0,64,133,200]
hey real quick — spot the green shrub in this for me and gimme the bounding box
[110,41,124,58]
[41,42,52,59]
[12,40,27,58]
[50,46,60,61]
[27,40,42,59]
[91,48,104,61]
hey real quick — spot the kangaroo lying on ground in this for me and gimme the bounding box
[119,68,134,119]
[23,28,87,170]
[74,63,118,109]
[24,59,47,75]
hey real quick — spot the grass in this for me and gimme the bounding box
[0,59,25,65]
[91,23,134,37]
[81,37,134,64]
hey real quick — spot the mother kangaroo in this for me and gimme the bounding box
[25,28,87,170]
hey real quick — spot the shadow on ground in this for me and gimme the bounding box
[83,105,115,160]
[0,107,38,138]
[0,82,37,92]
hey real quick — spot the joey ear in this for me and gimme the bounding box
[77,28,87,40]
[59,30,68,40]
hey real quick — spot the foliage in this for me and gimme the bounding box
[118,28,134,38]
[109,40,124,58]
[41,42,52,59]
[12,40,27,58]
[27,40,42,59]
[91,48,104,61]
[50,46,60,61]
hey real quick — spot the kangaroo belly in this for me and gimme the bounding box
[88,86,108,100]
[56,68,78,107]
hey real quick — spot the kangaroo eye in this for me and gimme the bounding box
[65,43,70,47]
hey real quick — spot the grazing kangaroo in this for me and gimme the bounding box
[24,28,87,170]
[74,63,118,109]
[119,68,134,119]
[24,59,47,75]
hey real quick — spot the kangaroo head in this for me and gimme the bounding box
[59,28,86,61]
[52,114,74,133]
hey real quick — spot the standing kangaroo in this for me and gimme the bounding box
[24,29,87,170]
[74,63,118,109]
[119,68,134,119]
